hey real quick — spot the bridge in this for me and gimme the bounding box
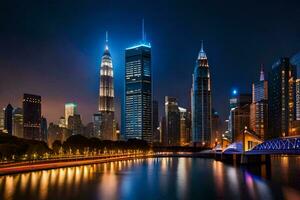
[247,136,300,154]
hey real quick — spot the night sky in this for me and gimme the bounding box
[1,1,300,125]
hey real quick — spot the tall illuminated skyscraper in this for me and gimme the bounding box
[65,103,77,126]
[124,21,152,142]
[268,57,296,138]
[191,41,212,146]
[98,32,115,140]
[250,67,268,140]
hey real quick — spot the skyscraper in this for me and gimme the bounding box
[23,94,42,140]
[268,57,297,138]
[98,32,115,140]
[228,92,252,141]
[41,117,48,142]
[124,24,152,142]
[152,100,160,143]
[231,104,250,142]
[250,67,268,140]
[4,104,13,135]
[0,108,5,132]
[68,114,82,135]
[179,107,191,146]
[12,107,23,138]
[65,103,77,126]
[191,41,212,146]
[164,96,180,146]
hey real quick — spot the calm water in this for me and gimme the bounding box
[1,156,300,200]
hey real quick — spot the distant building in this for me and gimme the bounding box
[41,117,48,142]
[83,122,94,138]
[124,40,152,142]
[0,108,5,131]
[93,113,101,138]
[179,107,191,146]
[211,109,221,146]
[65,103,77,127]
[58,117,66,128]
[250,67,268,140]
[47,123,71,147]
[160,116,166,145]
[98,32,115,140]
[291,51,300,73]
[23,94,42,140]
[152,100,160,143]
[228,92,252,141]
[231,104,250,142]
[191,41,212,146]
[4,104,13,135]
[268,57,296,138]
[12,108,23,138]
[68,114,82,135]
[165,96,180,146]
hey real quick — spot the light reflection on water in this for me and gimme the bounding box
[0,157,300,200]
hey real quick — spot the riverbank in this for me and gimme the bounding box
[0,153,154,176]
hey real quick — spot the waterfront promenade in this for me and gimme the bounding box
[0,153,155,175]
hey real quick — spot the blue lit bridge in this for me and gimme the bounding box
[247,136,300,155]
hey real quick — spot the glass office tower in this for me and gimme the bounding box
[98,35,115,140]
[124,43,152,142]
[191,41,212,146]
[268,57,296,138]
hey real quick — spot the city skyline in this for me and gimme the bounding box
[1,1,300,126]
[1,2,300,200]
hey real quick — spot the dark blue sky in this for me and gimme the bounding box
[0,0,300,125]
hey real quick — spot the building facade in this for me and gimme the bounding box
[228,93,252,141]
[0,108,5,132]
[41,117,48,142]
[12,107,23,138]
[250,67,268,140]
[4,104,13,135]
[68,114,82,135]
[268,57,296,138]
[98,35,115,140]
[65,103,77,127]
[179,107,191,146]
[124,42,152,142]
[164,96,180,146]
[191,42,212,146]
[211,109,221,146]
[152,100,160,143]
[23,94,42,140]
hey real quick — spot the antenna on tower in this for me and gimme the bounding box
[105,31,109,50]
[142,18,145,42]
[106,31,108,43]
[201,40,204,52]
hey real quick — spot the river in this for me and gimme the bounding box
[0,156,300,200]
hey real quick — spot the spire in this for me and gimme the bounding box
[198,40,207,60]
[105,31,109,50]
[142,18,145,42]
[260,64,265,81]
